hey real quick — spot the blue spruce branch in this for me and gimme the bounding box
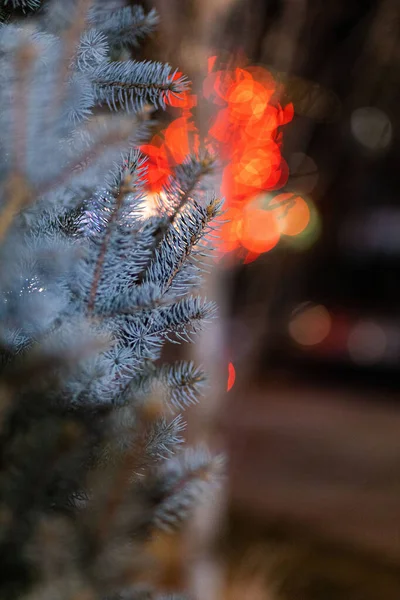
[0,1,223,598]
[89,5,159,49]
[2,0,41,12]
[92,60,189,113]
[151,448,223,531]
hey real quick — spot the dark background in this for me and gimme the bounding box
[222,0,400,391]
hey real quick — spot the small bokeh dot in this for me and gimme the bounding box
[351,107,392,151]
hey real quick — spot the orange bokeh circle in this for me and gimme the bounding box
[272,193,311,236]
[227,80,270,121]
[240,206,280,253]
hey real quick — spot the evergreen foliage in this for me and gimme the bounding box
[0,1,222,598]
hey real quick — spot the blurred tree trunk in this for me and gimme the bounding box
[144,2,237,598]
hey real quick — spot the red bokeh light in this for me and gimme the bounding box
[227,361,236,391]
[140,135,171,192]
[141,56,296,262]
[164,117,199,164]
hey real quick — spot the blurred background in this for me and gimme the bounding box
[2,0,400,597]
[146,0,400,597]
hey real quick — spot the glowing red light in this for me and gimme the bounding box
[141,56,296,263]
[227,361,236,391]
[228,80,270,121]
[140,136,171,192]
[164,117,198,164]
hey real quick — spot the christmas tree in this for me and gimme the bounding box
[0,1,222,598]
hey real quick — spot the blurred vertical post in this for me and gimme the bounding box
[150,1,237,598]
